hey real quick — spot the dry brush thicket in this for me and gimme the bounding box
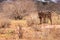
[0,0,60,25]
[0,0,60,40]
[0,0,40,27]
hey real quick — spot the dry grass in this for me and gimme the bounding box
[10,20,28,28]
[0,0,60,40]
[0,18,10,28]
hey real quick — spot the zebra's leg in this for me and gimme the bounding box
[43,16,46,23]
[40,17,42,24]
[49,17,52,24]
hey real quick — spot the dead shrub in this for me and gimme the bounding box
[0,18,10,28]
[0,1,28,20]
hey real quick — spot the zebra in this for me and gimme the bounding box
[38,10,52,24]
